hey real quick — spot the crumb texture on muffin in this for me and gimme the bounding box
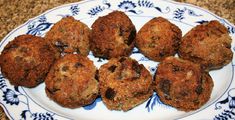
[0,34,59,87]
[99,57,153,111]
[45,16,91,56]
[45,54,98,108]
[90,11,136,59]
[155,57,214,111]
[179,20,233,70]
[136,17,182,61]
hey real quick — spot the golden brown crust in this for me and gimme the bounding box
[155,57,213,111]
[0,34,59,87]
[136,17,182,62]
[179,20,233,70]
[99,57,153,111]
[90,11,136,59]
[45,16,91,56]
[45,54,98,108]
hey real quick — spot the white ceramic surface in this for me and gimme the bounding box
[0,0,235,120]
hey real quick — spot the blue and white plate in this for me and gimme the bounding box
[0,0,235,119]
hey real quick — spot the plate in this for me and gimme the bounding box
[0,0,235,120]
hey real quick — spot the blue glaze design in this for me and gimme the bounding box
[83,97,102,110]
[214,88,235,120]
[88,6,105,16]
[0,75,6,89]
[174,7,202,21]
[26,15,52,35]
[118,0,170,14]
[132,47,140,54]
[228,26,235,34]
[138,0,154,8]
[138,57,150,61]
[118,0,141,14]
[87,0,111,16]
[145,92,172,112]
[173,8,185,21]
[118,0,136,10]
[195,20,209,24]
[70,4,80,16]
[38,15,47,23]
[97,57,106,62]
[137,0,170,13]
[21,111,54,120]
[149,66,157,75]
[2,88,19,105]
[187,9,201,16]
[27,22,52,36]
[0,75,56,120]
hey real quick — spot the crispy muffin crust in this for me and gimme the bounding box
[99,57,153,111]
[136,17,182,61]
[90,11,136,59]
[45,16,91,56]
[179,20,233,70]
[0,34,59,87]
[45,54,98,108]
[155,57,213,111]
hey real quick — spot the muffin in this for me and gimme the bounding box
[154,56,214,111]
[45,54,98,108]
[136,17,182,62]
[179,20,233,70]
[99,57,153,111]
[45,16,91,55]
[0,34,59,87]
[90,11,136,59]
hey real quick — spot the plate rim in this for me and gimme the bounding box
[0,0,235,120]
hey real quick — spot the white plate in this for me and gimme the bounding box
[0,0,235,120]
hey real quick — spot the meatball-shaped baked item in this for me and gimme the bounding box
[179,20,233,70]
[90,11,136,59]
[45,54,98,108]
[99,57,153,111]
[136,17,182,62]
[155,57,213,111]
[0,34,59,87]
[45,16,91,55]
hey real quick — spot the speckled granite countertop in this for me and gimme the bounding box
[0,0,234,119]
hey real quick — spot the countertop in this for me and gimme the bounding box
[0,0,234,119]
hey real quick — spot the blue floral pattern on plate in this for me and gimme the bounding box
[173,7,202,21]
[0,75,56,120]
[26,15,52,36]
[0,0,235,119]
[2,88,19,105]
[214,88,235,120]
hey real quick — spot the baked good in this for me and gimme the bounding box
[155,56,214,111]
[179,20,233,70]
[99,57,153,111]
[90,11,136,59]
[0,34,59,87]
[45,54,99,108]
[136,17,182,61]
[45,16,91,56]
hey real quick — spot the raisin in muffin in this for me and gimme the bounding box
[90,11,136,59]
[45,16,91,55]
[99,57,153,111]
[0,34,59,87]
[179,20,233,70]
[136,17,182,61]
[155,57,214,111]
[45,54,98,108]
